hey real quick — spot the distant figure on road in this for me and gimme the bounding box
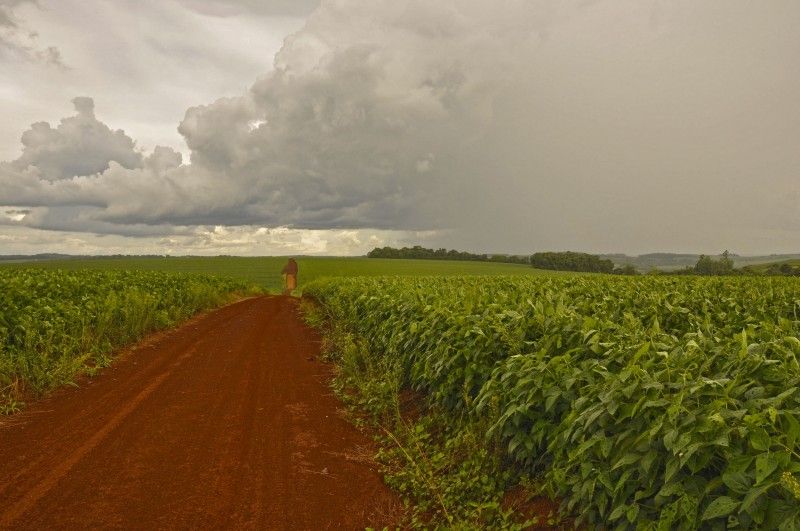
[282,258,298,295]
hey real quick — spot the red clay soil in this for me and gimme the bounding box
[502,487,572,530]
[0,296,403,530]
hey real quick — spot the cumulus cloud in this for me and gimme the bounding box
[144,145,182,174]
[10,97,143,180]
[1,0,800,255]
[0,221,438,256]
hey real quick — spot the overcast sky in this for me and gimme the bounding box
[1,0,799,256]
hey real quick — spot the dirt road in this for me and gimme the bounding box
[0,296,400,530]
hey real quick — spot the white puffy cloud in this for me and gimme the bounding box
[10,97,143,180]
[0,0,304,162]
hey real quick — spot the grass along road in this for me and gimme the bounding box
[0,295,400,529]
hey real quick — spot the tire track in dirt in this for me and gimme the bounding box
[0,296,401,530]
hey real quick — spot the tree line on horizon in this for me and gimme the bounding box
[368,247,800,277]
[366,246,530,264]
[367,247,630,272]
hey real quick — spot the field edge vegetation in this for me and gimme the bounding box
[1,269,261,414]
[301,297,559,530]
[305,275,800,530]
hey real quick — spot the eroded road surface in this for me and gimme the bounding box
[0,296,400,530]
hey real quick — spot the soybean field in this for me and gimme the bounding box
[0,268,256,413]
[306,275,800,529]
[0,256,550,293]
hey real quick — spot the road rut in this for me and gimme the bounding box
[0,296,400,530]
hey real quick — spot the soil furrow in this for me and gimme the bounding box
[0,296,400,530]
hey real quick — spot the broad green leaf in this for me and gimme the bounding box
[722,471,751,494]
[701,496,739,521]
[750,428,771,452]
[755,453,779,485]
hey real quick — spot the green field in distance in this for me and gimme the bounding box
[1,256,554,293]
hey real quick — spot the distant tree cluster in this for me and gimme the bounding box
[368,246,800,278]
[366,246,529,264]
[693,251,736,275]
[612,264,639,276]
[529,252,615,273]
[664,251,739,276]
[760,263,800,276]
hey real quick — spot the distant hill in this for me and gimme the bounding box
[0,253,78,263]
[600,253,701,271]
[741,258,800,273]
[600,253,800,271]
[0,254,178,263]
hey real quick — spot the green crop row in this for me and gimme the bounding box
[305,275,800,529]
[0,268,256,412]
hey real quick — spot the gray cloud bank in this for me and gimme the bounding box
[0,0,62,65]
[2,0,799,254]
[178,0,321,17]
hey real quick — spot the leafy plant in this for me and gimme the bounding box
[306,275,800,529]
[0,268,257,412]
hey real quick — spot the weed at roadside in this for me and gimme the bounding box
[301,296,549,529]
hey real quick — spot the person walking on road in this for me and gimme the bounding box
[282,258,298,295]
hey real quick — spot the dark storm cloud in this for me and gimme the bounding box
[1,0,800,255]
[0,205,190,237]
